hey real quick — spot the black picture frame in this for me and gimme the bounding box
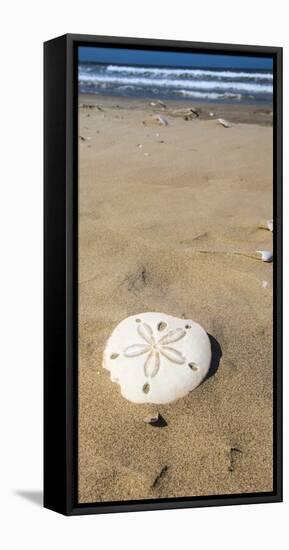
[44,33,283,516]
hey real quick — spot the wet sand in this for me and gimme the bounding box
[78,94,273,503]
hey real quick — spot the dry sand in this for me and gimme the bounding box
[78,95,273,503]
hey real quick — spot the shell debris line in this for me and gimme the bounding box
[103,312,212,404]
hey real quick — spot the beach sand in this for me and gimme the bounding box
[78,95,273,503]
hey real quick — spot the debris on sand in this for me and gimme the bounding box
[168,107,199,120]
[81,104,95,109]
[217,118,233,128]
[155,114,168,126]
[259,219,273,232]
[144,412,160,424]
[233,250,273,263]
[152,465,168,488]
[142,114,168,127]
[256,250,273,263]
[144,412,168,427]
[150,100,167,109]
[80,103,103,111]
[199,249,273,263]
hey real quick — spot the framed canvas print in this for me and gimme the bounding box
[44,34,282,515]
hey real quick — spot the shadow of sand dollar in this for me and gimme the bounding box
[206,334,222,381]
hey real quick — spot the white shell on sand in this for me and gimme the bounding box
[257,250,273,262]
[155,114,168,126]
[103,312,212,404]
[259,219,273,231]
[217,118,233,128]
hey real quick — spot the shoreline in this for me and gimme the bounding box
[79,93,273,126]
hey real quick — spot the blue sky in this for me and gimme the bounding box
[79,46,273,70]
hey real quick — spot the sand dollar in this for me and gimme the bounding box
[103,312,211,404]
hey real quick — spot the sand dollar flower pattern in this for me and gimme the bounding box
[123,322,186,378]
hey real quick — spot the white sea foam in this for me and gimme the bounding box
[78,73,273,94]
[178,90,242,100]
[105,64,273,81]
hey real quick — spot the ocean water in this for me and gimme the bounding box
[78,63,273,103]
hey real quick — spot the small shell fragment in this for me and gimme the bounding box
[258,219,273,231]
[143,412,168,427]
[169,107,199,119]
[217,118,233,128]
[257,250,273,263]
[143,412,160,424]
[155,114,168,126]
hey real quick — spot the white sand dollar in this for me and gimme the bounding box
[103,312,212,404]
